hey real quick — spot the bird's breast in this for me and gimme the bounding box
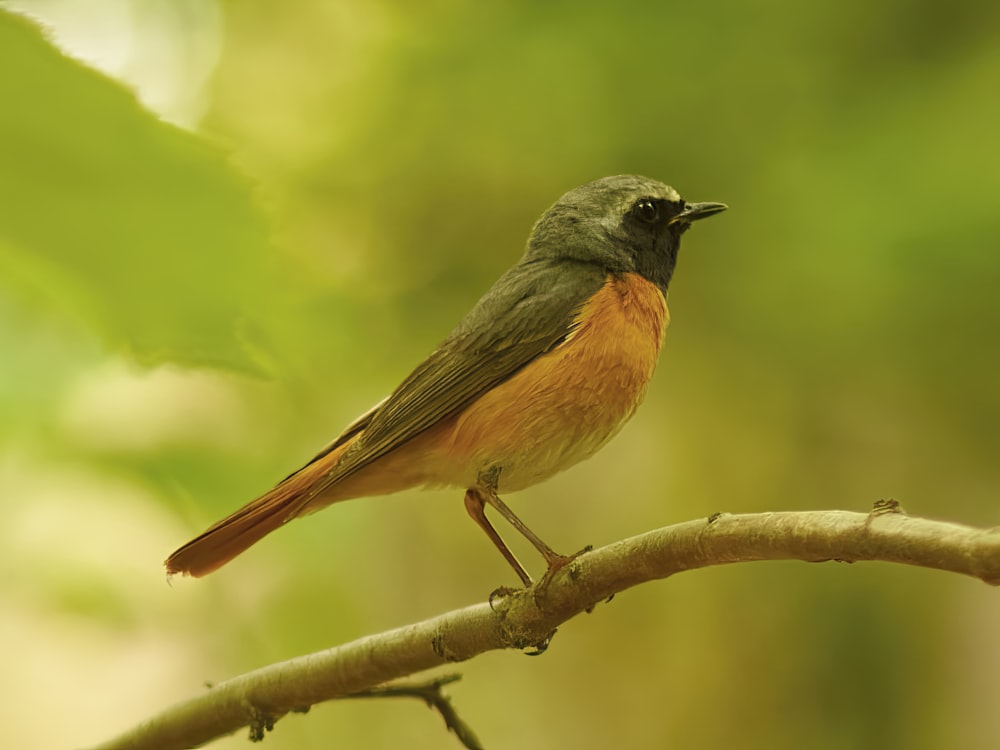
[440,272,669,491]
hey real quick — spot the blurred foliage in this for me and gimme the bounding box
[0,9,287,375]
[1,1,999,749]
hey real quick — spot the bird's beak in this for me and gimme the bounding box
[669,201,728,226]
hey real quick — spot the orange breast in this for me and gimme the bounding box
[437,272,669,491]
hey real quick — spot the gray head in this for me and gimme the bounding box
[525,175,726,292]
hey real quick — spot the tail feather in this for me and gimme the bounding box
[165,444,348,577]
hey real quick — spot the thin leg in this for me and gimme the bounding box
[480,490,572,570]
[464,489,532,587]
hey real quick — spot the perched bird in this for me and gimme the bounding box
[166,175,726,585]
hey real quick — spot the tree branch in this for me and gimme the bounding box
[343,674,483,750]
[90,504,1000,750]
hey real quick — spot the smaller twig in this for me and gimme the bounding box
[344,674,483,750]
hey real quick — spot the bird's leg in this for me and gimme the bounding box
[480,489,573,571]
[464,489,532,587]
[465,466,579,588]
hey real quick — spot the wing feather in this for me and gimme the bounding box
[295,258,607,491]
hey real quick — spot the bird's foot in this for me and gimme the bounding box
[488,585,521,610]
[534,544,593,595]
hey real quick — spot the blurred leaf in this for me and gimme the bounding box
[0,9,281,372]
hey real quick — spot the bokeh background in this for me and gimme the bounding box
[2,1,999,748]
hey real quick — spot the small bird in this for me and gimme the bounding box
[166,175,725,585]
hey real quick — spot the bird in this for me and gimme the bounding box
[165,175,726,585]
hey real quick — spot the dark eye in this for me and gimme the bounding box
[634,199,659,223]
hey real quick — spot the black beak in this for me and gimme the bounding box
[669,201,728,226]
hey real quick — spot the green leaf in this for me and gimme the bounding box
[0,9,281,372]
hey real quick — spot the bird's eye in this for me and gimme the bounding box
[634,199,659,223]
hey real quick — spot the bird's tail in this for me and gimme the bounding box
[165,442,349,578]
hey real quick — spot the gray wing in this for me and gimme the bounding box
[296,258,607,486]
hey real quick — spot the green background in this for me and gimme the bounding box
[2,1,998,748]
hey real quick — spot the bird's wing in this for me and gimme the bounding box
[295,258,607,489]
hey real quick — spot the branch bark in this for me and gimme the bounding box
[90,504,1000,750]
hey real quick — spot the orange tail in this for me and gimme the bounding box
[165,443,349,577]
